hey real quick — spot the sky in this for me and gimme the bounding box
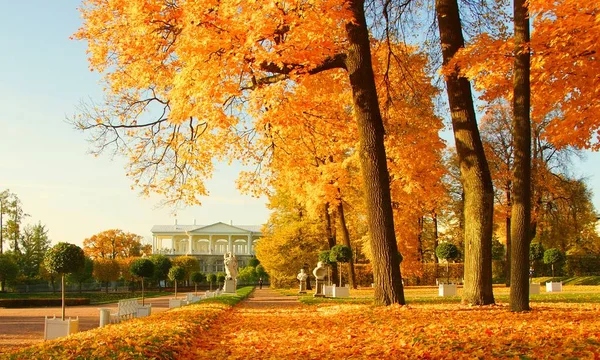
[1,1,599,248]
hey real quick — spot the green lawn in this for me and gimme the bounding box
[279,280,600,305]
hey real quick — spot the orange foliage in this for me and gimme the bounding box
[83,229,149,260]
[448,0,600,150]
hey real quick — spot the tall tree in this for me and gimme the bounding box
[436,0,495,305]
[0,190,27,254]
[75,0,409,305]
[19,223,52,279]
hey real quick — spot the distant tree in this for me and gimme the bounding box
[330,245,352,287]
[436,243,460,282]
[39,261,57,294]
[237,266,258,285]
[149,254,172,290]
[168,266,185,299]
[0,190,28,254]
[172,256,199,284]
[529,243,545,264]
[0,253,19,289]
[118,257,137,290]
[491,239,505,261]
[130,258,154,305]
[83,229,149,259]
[206,273,216,291]
[248,257,260,268]
[216,272,226,287]
[93,258,120,293]
[67,257,94,293]
[190,272,205,295]
[44,242,85,320]
[255,264,267,280]
[19,223,52,279]
[543,248,564,278]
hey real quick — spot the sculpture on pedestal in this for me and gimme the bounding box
[297,269,309,294]
[312,261,327,297]
[223,252,238,293]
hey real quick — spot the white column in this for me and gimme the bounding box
[247,235,252,255]
[188,235,192,255]
[171,237,175,254]
[228,235,233,253]
[209,235,213,254]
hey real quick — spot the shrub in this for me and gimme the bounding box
[206,273,216,290]
[130,258,154,305]
[0,254,19,285]
[491,240,505,261]
[0,298,90,308]
[436,243,459,262]
[190,271,205,294]
[565,255,600,276]
[248,257,260,268]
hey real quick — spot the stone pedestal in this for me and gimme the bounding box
[313,279,325,297]
[137,305,152,317]
[546,281,562,292]
[44,316,79,340]
[332,285,349,298]
[299,280,307,294]
[223,279,236,293]
[438,283,457,297]
[169,299,183,308]
[323,285,334,297]
[529,283,541,295]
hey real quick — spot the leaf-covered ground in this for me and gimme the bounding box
[4,287,600,359]
[189,290,600,359]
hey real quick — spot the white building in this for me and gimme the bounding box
[151,222,262,273]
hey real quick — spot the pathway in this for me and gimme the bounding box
[0,294,175,353]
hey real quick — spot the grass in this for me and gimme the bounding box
[0,291,174,305]
[279,282,600,305]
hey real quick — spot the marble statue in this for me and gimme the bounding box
[297,268,309,294]
[312,261,327,297]
[224,252,238,280]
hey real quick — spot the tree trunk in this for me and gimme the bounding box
[344,0,404,305]
[505,184,512,287]
[324,203,339,283]
[436,0,495,305]
[175,280,178,299]
[61,274,66,321]
[510,0,532,313]
[433,212,439,264]
[337,201,357,289]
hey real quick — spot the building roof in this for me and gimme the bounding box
[151,222,263,235]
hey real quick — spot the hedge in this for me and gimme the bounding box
[0,298,90,308]
[565,255,600,276]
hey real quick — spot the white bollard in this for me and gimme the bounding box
[98,308,111,327]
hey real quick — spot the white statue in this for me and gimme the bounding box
[313,261,327,297]
[224,252,238,280]
[297,269,309,293]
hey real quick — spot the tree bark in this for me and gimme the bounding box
[436,0,495,305]
[337,201,357,289]
[510,0,531,313]
[324,203,339,283]
[433,212,439,264]
[505,185,512,287]
[345,0,404,305]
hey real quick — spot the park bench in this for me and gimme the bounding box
[110,299,150,323]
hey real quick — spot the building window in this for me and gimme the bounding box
[195,240,209,253]
[215,260,224,273]
[215,240,228,254]
[234,240,247,254]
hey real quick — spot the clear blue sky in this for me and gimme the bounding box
[0,1,599,248]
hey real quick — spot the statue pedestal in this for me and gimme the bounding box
[223,279,236,294]
[299,280,307,294]
[313,279,325,297]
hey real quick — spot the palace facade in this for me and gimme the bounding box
[151,222,262,273]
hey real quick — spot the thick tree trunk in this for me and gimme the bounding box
[345,0,404,305]
[510,0,531,313]
[337,201,357,289]
[436,0,495,305]
[324,203,339,283]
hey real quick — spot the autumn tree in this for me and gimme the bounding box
[169,266,185,299]
[0,190,28,254]
[74,0,414,305]
[0,253,19,289]
[93,258,120,293]
[83,229,149,260]
[436,0,495,305]
[172,256,199,285]
[149,254,172,290]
